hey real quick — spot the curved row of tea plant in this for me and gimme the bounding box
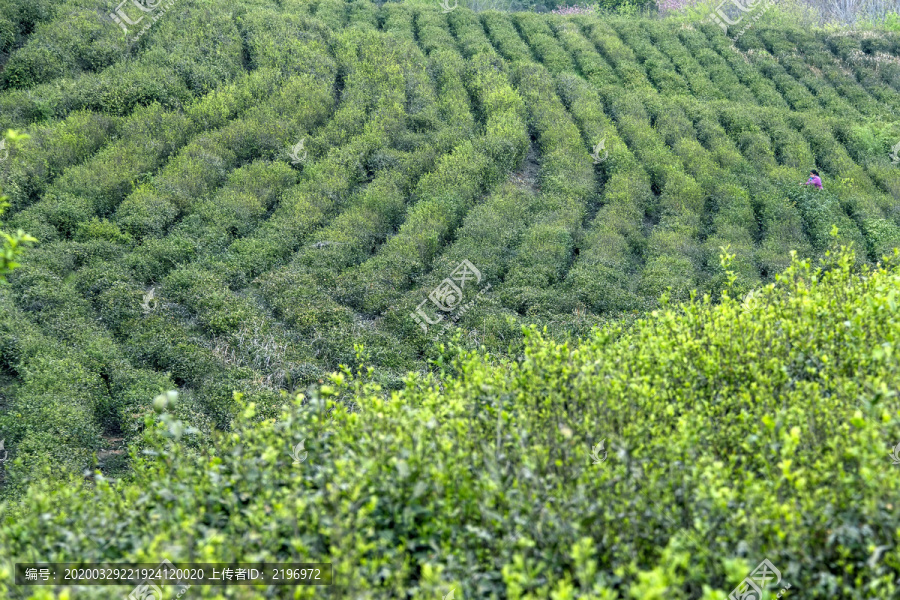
[1,1,900,520]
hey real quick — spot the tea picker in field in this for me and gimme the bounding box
[800,169,823,190]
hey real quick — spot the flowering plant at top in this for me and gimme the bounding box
[656,0,696,10]
[549,0,696,13]
[550,3,597,14]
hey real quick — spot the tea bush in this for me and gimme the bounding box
[644,21,722,100]
[334,50,528,313]
[0,0,58,57]
[675,25,753,101]
[1,0,124,89]
[127,31,449,395]
[381,3,416,40]
[255,45,474,362]
[554,72,650,312]
[702,24,787,107]
[611,20,691,95]
[448,8,501,59]
[578,18,652,90]
[0,110,120,212]
[556,24,615,85]
[414,9,458,55]
[825,30,900,93]
[515,13,576,73]
[0,5,246,129]
[312,0,349,29]
[497,61,593,314]
[481,11,535,64]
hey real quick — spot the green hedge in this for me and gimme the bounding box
[0,110,120,213]
[0,4,246,129]
[556,72,650,313]
[496,61,593,314]
[549,18,619,87]
[676,25,754,102]
[334,50,528,314]
[611,19,691,96]
[1,0,124,89]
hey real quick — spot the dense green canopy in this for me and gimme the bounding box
[0,0,899,596]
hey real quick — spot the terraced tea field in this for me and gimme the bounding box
[2,1,900,597]
[1,0,899,490]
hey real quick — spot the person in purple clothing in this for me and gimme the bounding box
[801,169,823,189]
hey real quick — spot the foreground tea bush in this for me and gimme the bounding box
[1,245,898,599]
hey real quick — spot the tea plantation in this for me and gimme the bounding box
[0,0,900,597]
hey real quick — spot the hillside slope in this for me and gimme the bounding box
[0,1,900,587]
[2,245,900,598]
